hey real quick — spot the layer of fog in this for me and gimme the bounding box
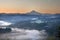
[0,28,48,40]
[0,20,12,26]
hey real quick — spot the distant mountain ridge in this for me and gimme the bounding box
[26,10,41,15]
[0,10,60,15]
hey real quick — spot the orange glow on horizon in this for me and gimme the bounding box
[37,9,60,14]
[0,9,31,13]
[0,0,60,14]
[0,9,60,14]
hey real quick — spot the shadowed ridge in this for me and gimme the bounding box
[26,10,41,15]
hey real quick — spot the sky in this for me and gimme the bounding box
[0,0,60,13]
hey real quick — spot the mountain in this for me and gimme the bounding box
[26,10,41,15]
